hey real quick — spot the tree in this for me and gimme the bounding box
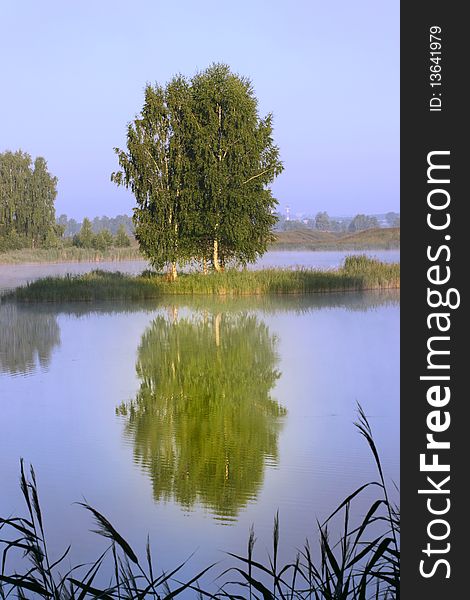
[73,217,95,248]
[348,214,380,232]
[29,157,58,247]
[93,228,113,251]
[112,77,196,279]
[114,223,131,247]
[385,211,400,227]
[190,64,283,270]
[0,150,58,249]
[315,211,331,231]
[112,64,283,277]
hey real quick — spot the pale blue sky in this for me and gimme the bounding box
[1,0,399,220]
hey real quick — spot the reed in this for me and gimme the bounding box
[0,246,143,265]
[0,407,399,599]
[4,256,400,302]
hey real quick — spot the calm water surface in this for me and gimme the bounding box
[0,249,400,293]
[0,289,399,581]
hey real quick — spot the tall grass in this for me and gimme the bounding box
[4,256,399,302]
[0,407,399,598]
[0,246,143,265]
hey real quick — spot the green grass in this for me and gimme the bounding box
[0,407,399,599]
[4,256,400,303]
[0,245,143,264]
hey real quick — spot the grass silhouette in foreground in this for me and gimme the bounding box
[0,406,399,598]
[4,256,399,303]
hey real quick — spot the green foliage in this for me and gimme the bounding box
[190,64,283,269]
[73,217,95,248]
[115,223,131,247]
[112,78,196,274]
[0,228,28,252]
[93,228,114,251]
[112,64,283,276]
[0,150,59,250]
[117,312,284,518]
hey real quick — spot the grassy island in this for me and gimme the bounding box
[4,255,399,302]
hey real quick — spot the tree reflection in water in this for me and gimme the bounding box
[0,304,60,375]
[117,310,285,522]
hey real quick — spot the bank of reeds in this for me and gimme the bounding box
[0,407,399,599]
[0,246,143,265]
[4,256,399,302]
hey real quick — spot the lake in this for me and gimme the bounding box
[0,248,400,294]
[0,285,399,587]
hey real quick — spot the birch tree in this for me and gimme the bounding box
[0,150,58,250]
[191,64,283,270]
[112,65,283,274]
[112,78,196,279]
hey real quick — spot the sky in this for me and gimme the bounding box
[1,1,399,220]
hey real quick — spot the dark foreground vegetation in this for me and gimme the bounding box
[0,408,399,599]
[3,256,400,303]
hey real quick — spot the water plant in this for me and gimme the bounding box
[3,256,399,303]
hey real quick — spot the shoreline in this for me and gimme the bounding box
[0,246,400,266]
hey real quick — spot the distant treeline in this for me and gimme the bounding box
[0,149,135,253]
[57,213,134,237]
[67,217,132,250]
[275,211,400,233]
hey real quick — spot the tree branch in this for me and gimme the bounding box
[242,168,272,185]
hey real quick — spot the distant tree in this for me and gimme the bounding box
[281,220,309,232]
[0,150,58,249]
[43,225,63,249]
[57,214,68,229]
[385,211,400,227]
[329,219,346,232]
[115,223,131,247]
[29,157,58,247]
[65,218,80,237]
[315,211,331,231]
[73,217,95,248]
[348,214,380,232]
[93,229,114,251]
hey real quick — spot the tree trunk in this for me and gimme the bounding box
[168,262,177,281]
[213,239,222,272]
